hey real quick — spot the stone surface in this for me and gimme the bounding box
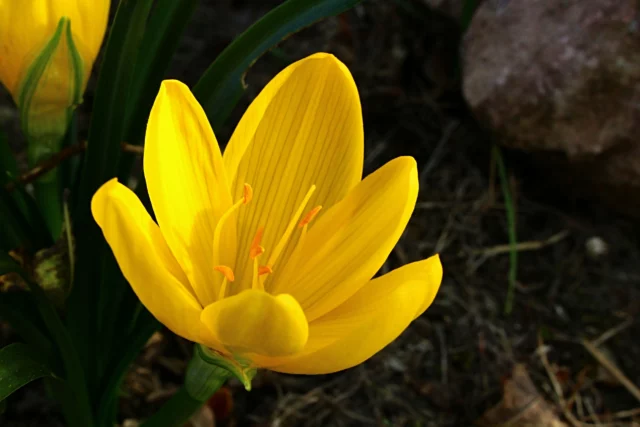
[462,0,640,214]
[423,0,466,22]
[422,0,485,25]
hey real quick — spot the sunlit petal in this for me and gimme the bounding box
[201,290,308,357]
[223,53,318,176]
[272,156,419,321]
[144,80,234,306]
[91,179,217,346]
[228,54,364,289]
[264,255,442,374]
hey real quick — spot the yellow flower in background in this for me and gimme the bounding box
[0,0,109,158]
[92,53,443,374]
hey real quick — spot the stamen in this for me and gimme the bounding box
[214,265,234,300]
[252,258,260,291]
[250,227,266,291]
[298,205,322,228]
[213,183,253,267]
[218,278,228,300]
[243,184,253,204]
[249,227,265,259]
[266,185,317,269]
[287,206,322,277]
[214,265,235,282]
[258,266,273,276]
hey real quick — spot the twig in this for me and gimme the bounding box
[609,408,640,419]
[436,324,448,385]
[591,317,634,347]
[470,230,570,258]
[582,339,640,404]
[583,398,602,426]
[419,121,458,184]
[4,142,144,191]
[537,333,583,427]
[4,141,87,192]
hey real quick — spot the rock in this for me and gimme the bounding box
[422,0,483,26]
[462,0,640,214]
[422,0,465,22]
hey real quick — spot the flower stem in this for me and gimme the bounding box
[140,344,238,427]
[34,168,62,240]
[139,387,205,427]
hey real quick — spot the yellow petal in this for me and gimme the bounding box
[223,52,326,177]
[0,0,109,100]
[272,156,419,321]
[264,255,442,374]
[228,53,364,289]
[91,179,216,346]
[200,290,308,358]
[144,80,234,307]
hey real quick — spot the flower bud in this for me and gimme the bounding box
[0,1,109,163]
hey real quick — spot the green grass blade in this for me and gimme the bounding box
[0,293,53,362]
[193,0,364,131]
[118,0,199,180]
[0,188,35,252]
[492,145,518,315]
[75,0,154,212]
[66,0,154,407]
[0,253,92,426]
[0,132,54,248]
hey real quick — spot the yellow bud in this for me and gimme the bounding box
[0,0,110,162]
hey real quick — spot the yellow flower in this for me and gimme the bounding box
[0,0,109,154]
[91,53,443,374]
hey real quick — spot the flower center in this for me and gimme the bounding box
[213,184,321,299]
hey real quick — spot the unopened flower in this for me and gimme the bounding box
[92,53,442,375]
[0,0,109,161]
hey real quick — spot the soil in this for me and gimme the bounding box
[1,0,639,426]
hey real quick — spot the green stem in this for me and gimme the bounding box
[26,277,93,427]
[493,145,518,315]
[140,387,208,427]
[140,344,239,427]
[34,168,62,240]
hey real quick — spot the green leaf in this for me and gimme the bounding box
[0,343,57,402]
[193,0,364,131]
[0,188,34,252]
[119,0,199,179]
[67,0,154,409]
[96,1,198,404]
[0,131,53,249]
[74,0,154,213]
[96,305,158,426]
[0,131,18,179]
[0,252,93,427]
[0,292,53,363]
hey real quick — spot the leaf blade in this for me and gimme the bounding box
[193,0,363,131]
[0,343,56,402]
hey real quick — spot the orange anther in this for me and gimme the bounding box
[251,245,265,259]
[249,227,265,259]
[242,183,253,204]
[258,266,273,276]
[214,265,235,282]
[298,205,322,228]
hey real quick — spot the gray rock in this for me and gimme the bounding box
[462,0,640,213]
